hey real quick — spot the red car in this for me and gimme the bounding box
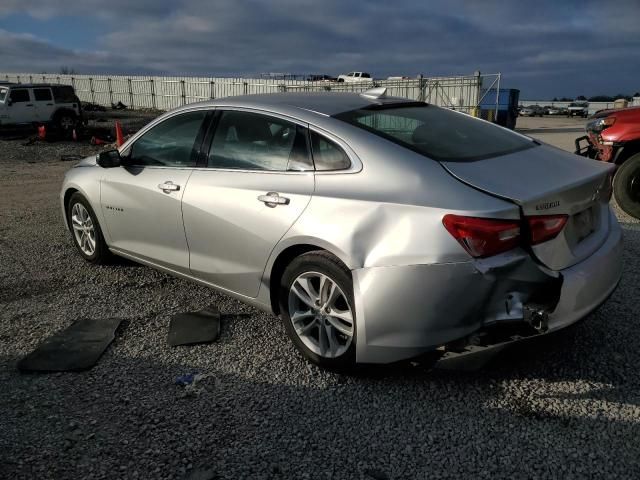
[576,106,640,219]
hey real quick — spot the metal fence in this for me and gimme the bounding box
[1,72,500,114]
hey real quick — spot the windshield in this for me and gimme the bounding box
[0,88,7,102]
[335,104,535,161]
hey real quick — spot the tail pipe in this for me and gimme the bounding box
[524,305,549,333]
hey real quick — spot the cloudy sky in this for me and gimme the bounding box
[0,0,638,99]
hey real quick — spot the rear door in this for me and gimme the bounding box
[100,109,209,272]
[32,87,55,121]
[181,109,314,297]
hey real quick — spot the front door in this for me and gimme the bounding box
[182,109,315,297]
[7,88,35,123]
[100,109,209,272]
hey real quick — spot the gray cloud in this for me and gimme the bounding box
[0,0,639,98]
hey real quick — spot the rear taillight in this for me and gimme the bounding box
[442,215,521,258]
[526,215,568,245]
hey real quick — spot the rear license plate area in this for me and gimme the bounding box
[573,207,595,242]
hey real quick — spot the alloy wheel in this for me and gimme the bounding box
[60,116,74,130]
[287,271,354,358]
[71,203,96,256]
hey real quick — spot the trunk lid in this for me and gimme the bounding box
[440,143,614,270]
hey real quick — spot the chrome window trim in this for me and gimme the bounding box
[119,104,362,175]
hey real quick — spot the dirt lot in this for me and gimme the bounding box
[1,113,640,479]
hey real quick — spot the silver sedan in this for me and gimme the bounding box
[61,90,622,369]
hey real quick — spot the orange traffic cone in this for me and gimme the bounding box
[38,125,46,141]
[115,121,124,147]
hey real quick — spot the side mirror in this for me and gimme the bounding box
[97,149,121,168]
[6,99,12,106]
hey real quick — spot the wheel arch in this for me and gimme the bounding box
[268,242,352,315]
[614,141,640,165]
[62,187,79,228]
[50,107,77,123]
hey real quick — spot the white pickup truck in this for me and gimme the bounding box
[337,72,374,83]
[567,101,589,118]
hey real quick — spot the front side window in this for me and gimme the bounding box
[335,104,535,162]
[310,131,351,171]
[207,110,311,171]
[33,88,53,101]
[9,89,30,103]
[129,110,207,167]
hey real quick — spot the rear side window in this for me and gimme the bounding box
[335,104,535,162]
[9,89,30,102]
[207,110,311,171]
[310,131,351,171]
[52,86,76,103]
[33,88,52,101]
[129,110,207,167]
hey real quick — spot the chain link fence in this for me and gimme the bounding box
[1,72,500,115]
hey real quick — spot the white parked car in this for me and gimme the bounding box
[337,72,374,83]
[0,83,84,131]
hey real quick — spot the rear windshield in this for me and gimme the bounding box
[334,104,535,161]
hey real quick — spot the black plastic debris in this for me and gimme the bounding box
[17,318,123,372]
[168,306,221,347]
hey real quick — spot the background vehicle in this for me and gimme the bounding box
[576,105,640,218]
[547,107,561,115]
[0,83,84,131]
[519,105,544,117]
[61,91,621,370]
[337,72,373,83]
[306,74,337,82]
[567,101,589,117]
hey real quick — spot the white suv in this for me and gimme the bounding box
[0,83,84,131]
[337,72,374,83]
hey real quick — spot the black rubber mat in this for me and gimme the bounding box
[168,306,221,346]
[17,318,123,372]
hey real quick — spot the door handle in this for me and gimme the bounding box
[158,181,180,193]
[258,192,290,208]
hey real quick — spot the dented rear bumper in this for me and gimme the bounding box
[352,209,623,364]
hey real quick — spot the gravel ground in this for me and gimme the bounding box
[1,114,640,479]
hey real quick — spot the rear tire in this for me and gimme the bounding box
[67,192,112,264]
[613,152,640,219]
[55,111,77,133]
[279,251,356,370]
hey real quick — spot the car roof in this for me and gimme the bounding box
[184,92,418,117]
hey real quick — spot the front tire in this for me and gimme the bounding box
[67,192,111,263]
[614,153,640,219]
[279,251,356,370]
